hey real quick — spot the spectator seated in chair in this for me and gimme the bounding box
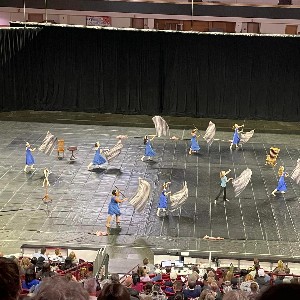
[32,247,49,262]
[183,280,201,300]
[167,280,183,300]
[165,272,178,293]
[138,266,151,282]
[140,281,153,299]
[132,272,144,292]
[123,275,140,300]
[22,268,40,291]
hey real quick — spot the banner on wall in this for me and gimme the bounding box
[86,16,111,26]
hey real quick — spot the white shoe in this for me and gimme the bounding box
[214,200,217,205]
[225,199,230,202]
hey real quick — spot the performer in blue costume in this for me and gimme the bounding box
[88,141,107,170]
[24,142,36,172]
[106,189,127,228]
[156,182,171,216]
[230,123,244,150]
[272,166,288,196]
[141,135,156,161]
[189,129,200,155]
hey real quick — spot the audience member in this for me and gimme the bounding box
[61,256,75,270]
[22,268,40,291]
[35,256,46,272]
[32,276,89,299]
[167,281,183,300]
[142,257,155,275]
[165,271,177,292]
[152,283,167,299]
[0,251,4,257]
[33,247,49,261]
[110,273,120,283]
[248,282,259,300]
[240,274,258,296]
[0,257,21,300]
[123,275,140,300]
[132,272,144,292]
[19,257,32,274]
[36,262,56,279]
[49,248,63,263]
[68,251,78,264]
[255,269,269,293]
[98,283,131,300]
[258,283,300,300]
[140,282,153,299]
[84,277,98,300]
[222,290,248,300]
[138,266,151,282]
[182,280,201,300]
[151,268,162,282]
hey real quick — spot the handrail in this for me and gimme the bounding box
[119,264,140,283]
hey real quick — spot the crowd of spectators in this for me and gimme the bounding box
[1,251,300,300]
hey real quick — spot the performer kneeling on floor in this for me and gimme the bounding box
[106,190,127,228]
[214,169,233,204]
[157,182,171,216]
[88,141,107,170]
[272,166,288,196]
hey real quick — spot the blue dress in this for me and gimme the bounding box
[93,148,106,165]
[108,196,121,216]
[25,147,35,165]
[276,173,287,192]
[232,128,240,145]
[190,135,200,151]
[145,141,156,157]
[158,190,168,209]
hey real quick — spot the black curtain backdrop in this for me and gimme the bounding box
[0,27,300,121]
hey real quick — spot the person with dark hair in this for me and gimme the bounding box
[183,280,201,300]
[214,169,233,204]
[61,257,75,270]
[36,262,56,279]
[141,135,156,161]
[168,281,183,300]
[106,190,127,228]
[22,268,40,290]
[258,283,300,300]
[98,282,131,300]
[123,275,140,300]
[152,283,166,299]
[88,141,107,170]
[132,272,143,292]
[248,282,259,300]
[189,129,201,155]
[140,282,153,299]
[33,247,49,262]
[32,276,89,300]
[0,257,21,300]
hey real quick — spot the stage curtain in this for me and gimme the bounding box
[0,27,300,121]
